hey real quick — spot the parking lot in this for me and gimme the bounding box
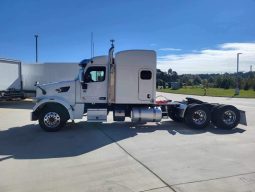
[0,93,255,192]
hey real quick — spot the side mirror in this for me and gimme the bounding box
[78,69,84,83]
[34,81,39,86]
[34,81,46,95]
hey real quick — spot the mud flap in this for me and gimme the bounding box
[239,110,247,126]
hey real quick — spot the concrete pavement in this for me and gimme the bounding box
[0,93,255,192]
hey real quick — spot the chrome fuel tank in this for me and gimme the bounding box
[131,107,162,122]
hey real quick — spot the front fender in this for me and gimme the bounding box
[31,98,74,121]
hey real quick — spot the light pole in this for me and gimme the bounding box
[235,53,242,95]
[34,34,39,63]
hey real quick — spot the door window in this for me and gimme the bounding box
[84,66,106,83]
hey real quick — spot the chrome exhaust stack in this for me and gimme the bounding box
[107,40,116,104]
[108,39,114,65]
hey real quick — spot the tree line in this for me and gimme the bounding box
[157,68,255,90]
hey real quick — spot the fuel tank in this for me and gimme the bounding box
[131,107,162,122]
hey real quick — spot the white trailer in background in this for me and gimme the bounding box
[0,58,24,100]
[22,63,79,91]
[31,41,247,132]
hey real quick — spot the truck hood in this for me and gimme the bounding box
[36,80,75,98]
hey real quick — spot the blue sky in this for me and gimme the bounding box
[0,0,255,74]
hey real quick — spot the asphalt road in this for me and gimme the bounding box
[0,93,255,192]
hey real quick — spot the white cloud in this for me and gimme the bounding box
[157,42,255,74]
[159,48,182,51]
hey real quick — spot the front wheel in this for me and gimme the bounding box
[39,105,69,132]
[184,104,211,129]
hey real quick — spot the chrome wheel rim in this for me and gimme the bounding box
[192,110,207,125]
[222,110,236,125]
[44,112,60,128]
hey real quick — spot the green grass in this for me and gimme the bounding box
[158,87,255,98]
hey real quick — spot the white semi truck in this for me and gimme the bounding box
[31,41,247,132]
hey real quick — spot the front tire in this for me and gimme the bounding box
[184,104,211,129]
[39,104,69,132]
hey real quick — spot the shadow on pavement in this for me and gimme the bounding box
[0,100,33,110]
[0,120,245,160]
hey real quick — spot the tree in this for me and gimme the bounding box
[156,79,164,88]
[171,71,178,82]
[202,79,208,88]
[157,69,254,90]
[208,76,215,84]
[168,68,172,75]
[193,75,202,85]
[215,76,222,88]
[244,81,250,90]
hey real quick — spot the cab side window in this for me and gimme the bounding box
[84,66,106,83]
[140,70,152,80]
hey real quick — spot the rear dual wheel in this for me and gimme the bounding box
[168,107,183,122]
[211,105,240,129]
[184,104,211,129]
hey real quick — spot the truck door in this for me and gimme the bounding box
[80,66,107,103]
[138,69,153,101]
